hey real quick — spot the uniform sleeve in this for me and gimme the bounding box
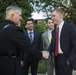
[10,27,42,60]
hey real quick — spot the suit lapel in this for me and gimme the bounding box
[24,30,31,43]
[52,28,56,44]
[45,31,49,42]
[60,22,66,40]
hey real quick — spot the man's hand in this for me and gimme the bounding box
[67,61,70,65]
[21,61,24,67]
[42,51,50,59]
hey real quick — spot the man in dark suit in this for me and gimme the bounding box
[48,8,76,75]
[21,19,43,75]
[0,6,49,75]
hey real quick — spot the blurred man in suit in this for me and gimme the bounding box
[48,8,76,75]
[42,18,55,75]
[21,19,43,75]
[0,5,49,75]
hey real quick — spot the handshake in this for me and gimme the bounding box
[41,51,50,59]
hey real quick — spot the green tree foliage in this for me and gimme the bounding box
[64,0,76,24]
[34,20,47,33]
[29,0,76,24]
[29,0,71,17]
[0,0,33,27]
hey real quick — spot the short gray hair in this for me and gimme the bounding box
[6,5,22,14]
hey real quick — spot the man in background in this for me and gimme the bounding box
[42,18,55,75]
[21,19,43,75]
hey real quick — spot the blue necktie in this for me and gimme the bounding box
[29,32,32,43]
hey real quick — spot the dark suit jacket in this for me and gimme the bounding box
[23,30,43,61]
[0,20,42,59]
[48,22,76,70]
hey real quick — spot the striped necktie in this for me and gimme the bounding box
[29,32,32,43]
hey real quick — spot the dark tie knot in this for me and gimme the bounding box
[56,27,59,30]
[56,27,59,32]
[29,32,32,34]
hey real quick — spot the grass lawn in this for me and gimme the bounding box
[29,59,46,74]
[38,59,46,74]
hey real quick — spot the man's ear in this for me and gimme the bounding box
[11,13,14,19]
[59,13,63,19]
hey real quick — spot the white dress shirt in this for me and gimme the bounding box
[58,21,64,53]
[27,30,34,42]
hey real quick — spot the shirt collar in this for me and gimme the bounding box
[27,30,34,34]
[57,21,64,29]
[48,28,54,33]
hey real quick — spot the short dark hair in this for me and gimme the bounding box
[46,18,52,23]
[25,18,34,25]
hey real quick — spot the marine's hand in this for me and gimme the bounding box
[42,51,50,59]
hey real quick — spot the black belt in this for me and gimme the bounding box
[58,53,64,56]
[0,53,19,58]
